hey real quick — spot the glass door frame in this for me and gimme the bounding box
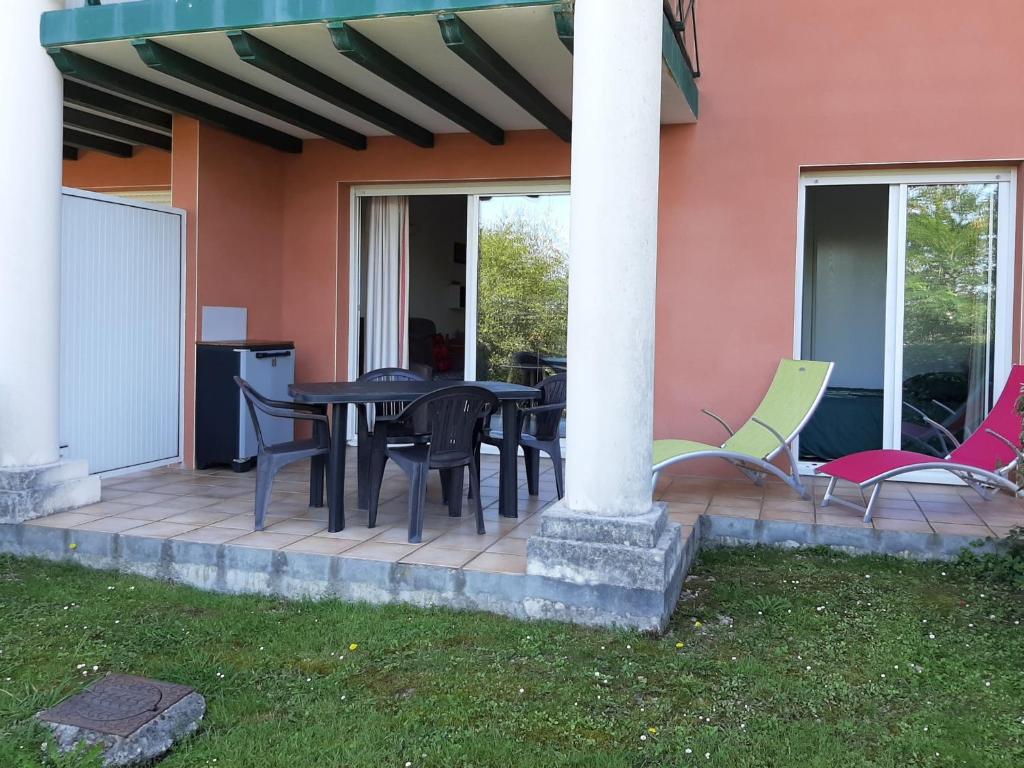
[793,167,1017,480]
[345,179,570,441]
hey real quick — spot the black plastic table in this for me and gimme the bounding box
[289,380,540,532]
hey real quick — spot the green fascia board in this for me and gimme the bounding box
[49,47,303,153]
[437,13,571,142]
[63,145,79,161]
[329,22,504,146]
[64,105,172,151]
[64,127,133,158]
[132,39,367,150]
[40,0,560,47]
[553,5,573,53]
[63,80,172,133]
[661,13,698,119]
[227,30,433,148]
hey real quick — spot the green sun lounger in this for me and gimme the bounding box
[652,359,834,498]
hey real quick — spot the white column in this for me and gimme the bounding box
[0,0,64,468]
[0,1,99,522]
[564,0,662,517]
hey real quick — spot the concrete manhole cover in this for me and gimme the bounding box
[40,675,193,737]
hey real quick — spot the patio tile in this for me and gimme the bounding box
[111,504,187,522]
[463,552,527,574]
[265,519,328,536]
[485,537,529,556]
[113,491,179,507]
[708,495,761,510]
[372,526,446,544]
[400,546,479,568]
[872,517,934,534]
[172,526,245,545]
[921,508,984,525]
[121,521,199,539]
[431,532,502,551]
[154,495,222,511]
[871,505,927,521]
[229,531,307,550]
[71,516,148,534]
[706,504,761,519]
[344,541,422,562]
[815,511,871,528]
[930,522,992,537]
[503,522,542,539]
[163,509,234,525]
[208,513,285,531]
[282,537,360,556]
[312,525,391,542]
[665,501,708,515]
[26,511,97,528]
[75,501,138,517]
[760,507,814,523]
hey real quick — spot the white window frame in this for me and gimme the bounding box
[792,167,1017,482]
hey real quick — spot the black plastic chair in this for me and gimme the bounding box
[368,386,498,543]
[234,377,330,531]
[509,350,546,387]
[481,373,566,499]
[355,367,428,509]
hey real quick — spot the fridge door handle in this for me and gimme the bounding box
[254,350,292,359]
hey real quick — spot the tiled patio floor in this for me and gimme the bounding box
[656,472,1024,539]
[27,454,558,575]
[24,456,1024,577]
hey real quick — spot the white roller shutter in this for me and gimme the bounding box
[60,188,184,474]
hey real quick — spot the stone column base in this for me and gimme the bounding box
[526,502,687,630]
[0,460,100,524]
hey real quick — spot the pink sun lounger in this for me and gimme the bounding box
[817,365,1024,522]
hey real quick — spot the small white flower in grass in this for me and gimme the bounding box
[928,633,935,640]
[92,665,98,672]
[685,748,693,754]
[705,752,711,759]
[406,763,412,767]
[805,666,811,671]
[923,726,928,732]
[881,674,886,678]
[865,574,871,579]
[626,645,632,650]
[640,735,647,741]
[518,688,524,694]
[985,681,991,687]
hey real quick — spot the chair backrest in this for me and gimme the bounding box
[723,359,834,460]
[234,376,272,450]
[510,351,545,387]
[399,385,498,467]
[357,367,427,420]
[531,373,566,441]
[949,364,1024,470]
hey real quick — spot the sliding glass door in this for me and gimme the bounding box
[892,182,1004,455]
[466,193,570,384]
[798,170,1015,478]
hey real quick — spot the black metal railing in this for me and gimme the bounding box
[665,0,700,78]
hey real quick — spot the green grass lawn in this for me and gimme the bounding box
[1,548,1022,767]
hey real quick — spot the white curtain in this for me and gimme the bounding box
[363,196,409,373]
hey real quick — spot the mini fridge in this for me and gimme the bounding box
[195,340,295,470]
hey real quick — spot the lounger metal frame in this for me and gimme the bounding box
[820,427,1024,523]
[652,361,834,499]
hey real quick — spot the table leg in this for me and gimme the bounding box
[499,401,519,518]
[328,403,347,532]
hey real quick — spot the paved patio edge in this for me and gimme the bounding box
[0,514,999,631]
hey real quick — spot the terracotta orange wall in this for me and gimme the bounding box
[62,145,171,191]
[278,131,571,388]
[652,0,1024,473]
[170,119,286,465]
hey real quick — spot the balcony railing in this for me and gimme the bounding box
[665,0,700,78]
